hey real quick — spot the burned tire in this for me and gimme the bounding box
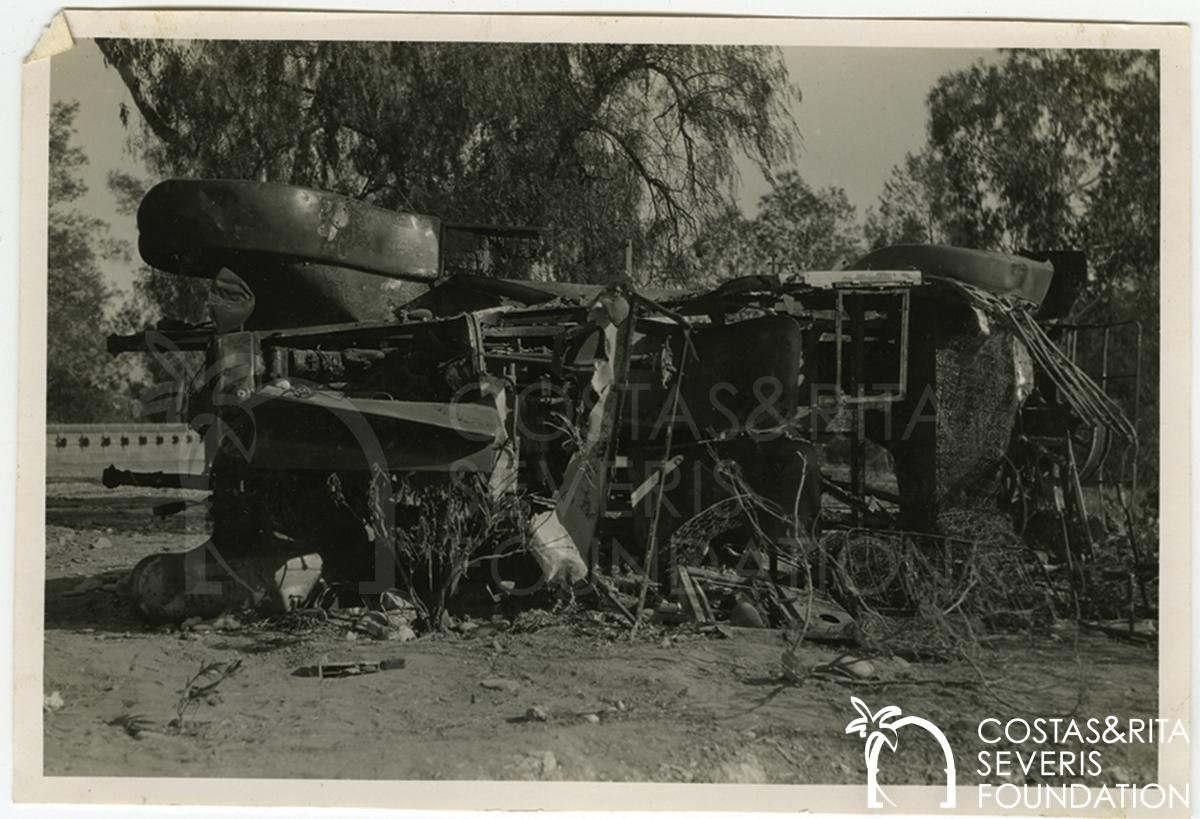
[129,552,191,624]
[129,545,250,624]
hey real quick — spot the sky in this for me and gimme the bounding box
[50,39,995,296]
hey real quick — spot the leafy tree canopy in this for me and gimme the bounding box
[47,101,137,422]
[97,40,800,288]
[752,171,861,271]
[865,49,1159,319]
[863,150,949,249]
[693,171,862,282]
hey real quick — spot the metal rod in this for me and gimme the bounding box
[1065,437,1093,561]
[849,294,866,525]
[897,290,910,400]
[1116,480,1152,616]
[102,466,210,491]
[630,329,690,638]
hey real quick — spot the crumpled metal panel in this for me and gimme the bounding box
[138,179,441,281]
[851,244,1053,307]
[401,272,680,316]
[528,289,635,583]
[239,385,504,473]
[625,315,805,441]
[234,258,426,329]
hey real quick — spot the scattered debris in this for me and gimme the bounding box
[295,658,407,678]
[716,625,787,644]
[353,611,416,641]
[814,655,877,682]
[453,618,479,635]
[524,705,549,722]
[109,712,155,738]
[380,589,417,616]
[209,613,241,631]
[86,179,1154,711]
[290,607,329,622]
[274,553,323,611]
[676,567,715,625]
[593,577,638,625]
[728,600,766,629]
[653,601,686,624]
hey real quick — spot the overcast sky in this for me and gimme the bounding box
[51,39,994,296]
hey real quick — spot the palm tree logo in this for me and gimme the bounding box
[845,696,956,809]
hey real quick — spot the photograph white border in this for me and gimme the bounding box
[13,9,1192,814]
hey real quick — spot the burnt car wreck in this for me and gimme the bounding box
[104,179,1150,642]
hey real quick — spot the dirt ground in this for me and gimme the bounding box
[43,479,1159,786]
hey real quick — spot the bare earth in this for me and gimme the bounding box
[43,480,1158,787]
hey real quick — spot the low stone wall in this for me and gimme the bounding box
[46,423,206,480]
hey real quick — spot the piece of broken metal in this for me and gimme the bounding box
[294,658,407,678]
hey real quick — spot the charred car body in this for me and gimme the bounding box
[104,180,1141,625]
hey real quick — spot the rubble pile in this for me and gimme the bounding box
[87,179,1154,665]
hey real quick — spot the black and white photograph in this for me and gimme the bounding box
[13,10,1192,814]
